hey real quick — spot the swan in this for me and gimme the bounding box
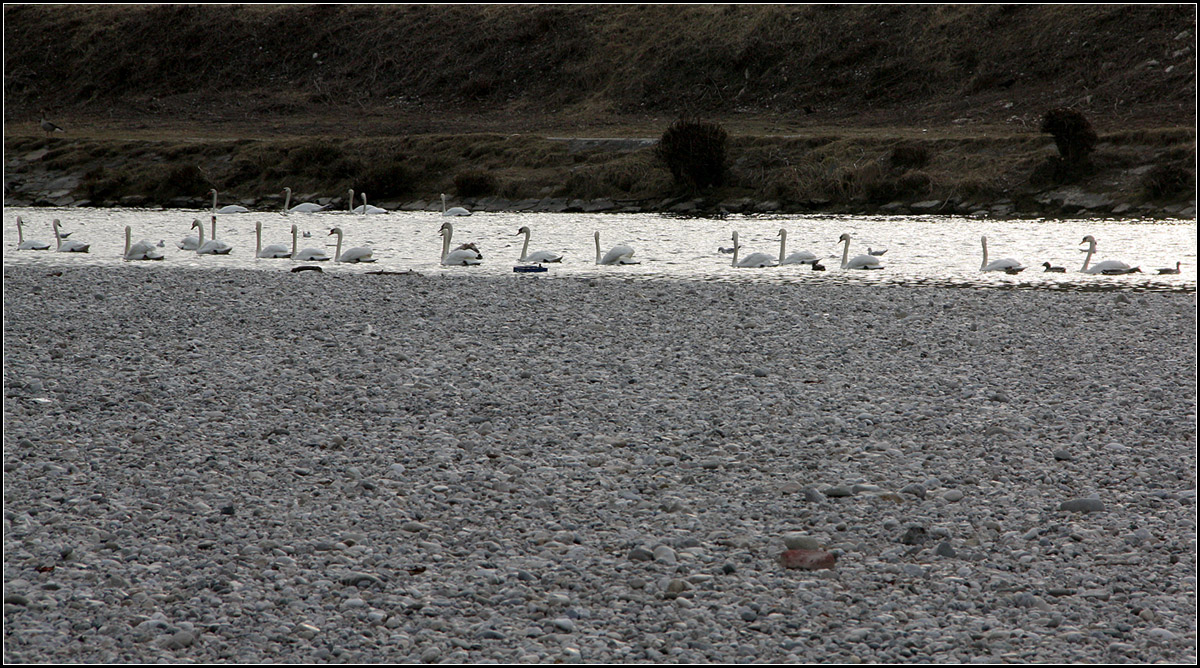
[176,221,201,250]
[439,222,483,265]
[255,222,292,258]
[777,229,819,265]
[347,190,387,215]
[1079,235,1135,274]
[980,236,1025,272]
[52,219,89,252]
[1042,262,1066,273]
[282,187,329,214]
[1157,261,1181,275]
[208,189,250,214]
[868,247,888,256]
[838,233,884,270]
[15,217,50,250]
[516,226,563,263]
[594,231,638,265]
[123,226,164,260]
[441,193,472,216]
[191,219,233,255]
[329,227,375,263]
[731,232,776,267]
[290,224,330,261]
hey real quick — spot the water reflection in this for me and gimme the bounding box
[4,208,1195,293]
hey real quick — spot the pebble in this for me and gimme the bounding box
[2,265,1193,665]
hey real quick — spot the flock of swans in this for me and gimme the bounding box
[9,202,1186,277]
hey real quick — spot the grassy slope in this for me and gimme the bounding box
[3,5,1196,212]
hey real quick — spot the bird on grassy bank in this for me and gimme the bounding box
[980,236,1025,272]
[40,112,64,137]
[52,219,89,252]
[15,217,50,250]
[516,226,563,263]
[594,231,637,265]
[838,233,883,270]
[1079,235,1135,275]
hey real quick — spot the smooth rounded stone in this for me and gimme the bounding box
[1058,498,1106,513]
[823,486,855,498]
[1052,449,1074,461]
[652,545,678,564]
[628,546,655,562]
[942,489,964,502]
[782,533,821,550]
[900,483,927,499]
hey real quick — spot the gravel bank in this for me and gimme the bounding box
[4,264,1196,663]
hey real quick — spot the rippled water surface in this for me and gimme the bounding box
[4,208,1195,292]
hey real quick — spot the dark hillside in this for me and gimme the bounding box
[4,4,1195,128]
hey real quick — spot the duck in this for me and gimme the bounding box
[1157,261,1181,275]
[1042,262,1066,273]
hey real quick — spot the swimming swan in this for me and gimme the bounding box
[283,187,329,214]
[594,231,638,265]
[1079,235,1135,274]
[329,227,375,263]
[441,193,472,216]
[980,236,1025,272]
[208,189,249,214]
[838,233,884,270]
[439,222,483,265]
[52,219,89,252]
[291,224,330,261]
[516,226,563,263]
[123,226,164,261]
[731,231,775,267]
[191,219,233,255]
[777,228,819,265]
[255,222,292,258]
[15,217,50,250]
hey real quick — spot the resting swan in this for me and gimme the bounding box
[731,231,775,267]
[1079,235,1135,274]
[777,228,819,265]
[15,217,50,250]
[838,233,884,269]
[283,187,329,213]
[329,227,375,263]
[208,189,249,214]
[291,224,330,261]
[439,222,483,265]
[980,236,1025,272]
[255,222,292,258]
[516,226,563,263]
[52,219,89,252]
[594,231,638,265]
[346,190,386,215]
[191,219,233,255]
[441,193,472,216]
[123,226,164,261]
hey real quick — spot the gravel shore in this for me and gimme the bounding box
[3,264,1196,663]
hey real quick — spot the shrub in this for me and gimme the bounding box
[154,163,210,199]
[454,170,498,197]
[1040,108,1098,164]
[1142,164,1193,199]
[355,161,411,200]
[889,142,930,170]
[656,118,729,190]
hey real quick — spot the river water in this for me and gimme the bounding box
[4,207,1195,292]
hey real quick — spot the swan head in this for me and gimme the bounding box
[52,218,61,230]
[329,227,342,237]
[191,219,201,230]
[517,226,530,235]
[283,187,292,194]
[207,188,216,196]
[838,233,852,243]
[439,222,453,234]
[291,224,298,233]
[1081,235,1097,245]
[777,228,787,238]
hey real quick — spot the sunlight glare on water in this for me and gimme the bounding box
[4,207,1195,292]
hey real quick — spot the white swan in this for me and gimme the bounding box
[980,236,1025,272]
[255,222,292,258]
[191,219,233,255]
[51,219,89,252]
[15,217,50,250]
[282,187,329,214]
[731,231,776,268]
[329,227,375,263]
[439,222,483,265]
[1079,235,1135,274]
[347,190,387,215]
[290,224,330,261]
[838,233,884,270]
[176,220,201,250]
[123,226,164,261]
[593,231,638,265]
[441,193,472,216]
[516,226,563,263]
[1157,261,1181,275]
[777,228,819,265]
[208,189,250,214]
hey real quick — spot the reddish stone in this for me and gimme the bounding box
[779,549,837,570]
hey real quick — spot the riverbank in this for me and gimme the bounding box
[4,264,1196,663]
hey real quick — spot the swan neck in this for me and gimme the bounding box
[291,226,298,257]
[520,232,530,260]
[256,222,262,253]
[283,188,291,212]
[594,232,601,264]
[980,237,988,270]
[841,237,850,269]
[124,227,131,256]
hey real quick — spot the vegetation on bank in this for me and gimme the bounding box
[3,4,1195,215]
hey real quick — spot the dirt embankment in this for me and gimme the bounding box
[3,4,1196,217]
